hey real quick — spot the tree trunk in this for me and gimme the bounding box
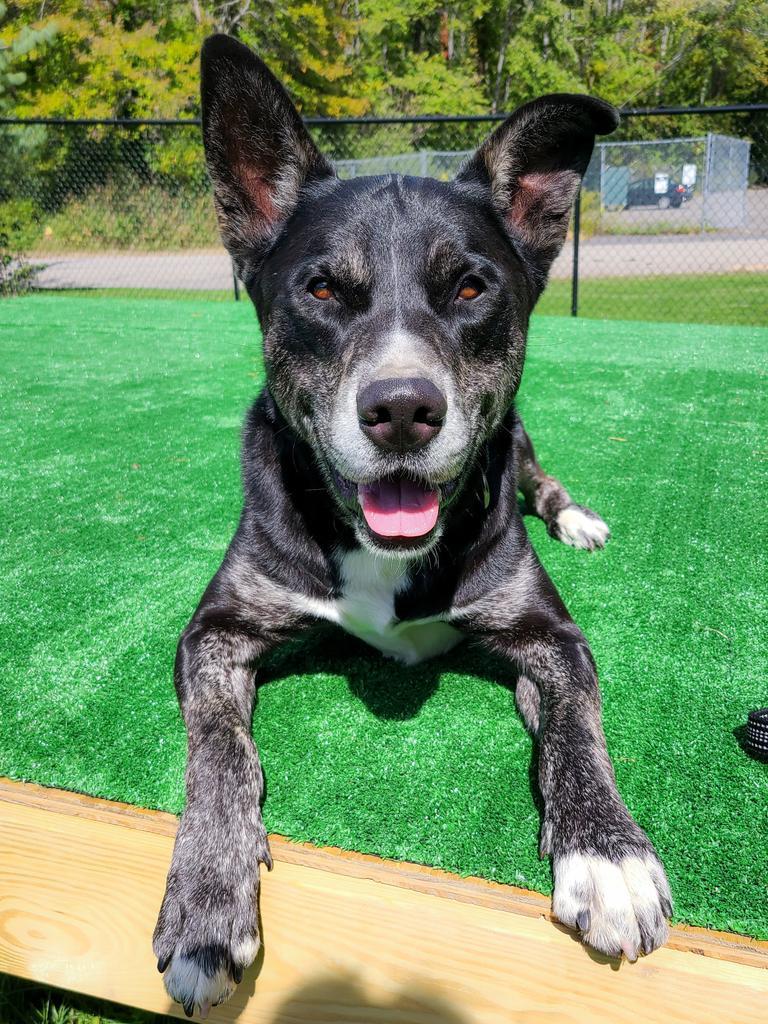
[492,3,516,114]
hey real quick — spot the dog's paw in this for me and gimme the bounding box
[550,504,610,550]
[160,935,259,1019]
[552,852,672,960]
[153,880,260,1018]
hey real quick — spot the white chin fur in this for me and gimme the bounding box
[555,506,610,550]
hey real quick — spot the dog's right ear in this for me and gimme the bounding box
[200,34,335,274]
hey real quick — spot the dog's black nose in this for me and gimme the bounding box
[357,377,447,451]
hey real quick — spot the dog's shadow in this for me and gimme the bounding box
[258,624,440,719]
[256,623,544,824]
[213,970,472,1023]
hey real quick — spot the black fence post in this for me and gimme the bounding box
[232,262,240,302]
[571,187,581,318]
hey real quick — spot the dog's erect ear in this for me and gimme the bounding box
[456,94,618,277]
[200,34,334,273]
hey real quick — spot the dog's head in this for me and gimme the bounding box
[201,34,618,557]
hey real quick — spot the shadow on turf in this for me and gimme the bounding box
[259,623,527,719]
[252,630,631,992]
[257,624,547,840]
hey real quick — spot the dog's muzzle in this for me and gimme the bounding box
[348,376,447,542]
[356,376,447,453]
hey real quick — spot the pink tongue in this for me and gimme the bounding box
[358,479,439,538]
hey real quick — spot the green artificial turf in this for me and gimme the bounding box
[536,271,768,325]
[1,295,767,940]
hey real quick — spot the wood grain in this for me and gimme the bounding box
[1,777,766,970]
[1,778,767,1023]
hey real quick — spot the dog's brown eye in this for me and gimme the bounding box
[310,279,334,301]
[456,278,483,301]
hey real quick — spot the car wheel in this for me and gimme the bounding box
[657,196,671,209]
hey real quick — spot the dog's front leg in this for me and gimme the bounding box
[462,568,672,960]
[153,583,303,1017]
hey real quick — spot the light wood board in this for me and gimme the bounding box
[1,778,767,1023]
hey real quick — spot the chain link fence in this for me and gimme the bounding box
[1,105,766,325]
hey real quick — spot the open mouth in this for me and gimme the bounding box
[358,478,440,540]
[327,464,460,549]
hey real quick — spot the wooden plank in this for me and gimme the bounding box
[2,777,767,971]
[1,780,767,1023]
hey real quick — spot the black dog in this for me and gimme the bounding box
[153,34,671,1017]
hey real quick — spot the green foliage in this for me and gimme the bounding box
[0,253,40,295]
[576,188,602,239]
[0,972,170,1024]
[0,1,764,264]
[32,996,72,1024]
[0,197,42,294]
[476,0,767,116]
[0,1,58,112]
[39,182,218,250]
[0,197,40,248]
[7,3,200,120]
[2,0,765,122]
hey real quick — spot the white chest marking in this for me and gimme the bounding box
[297,549,462,666]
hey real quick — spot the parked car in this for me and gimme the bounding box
[625,178,694,209]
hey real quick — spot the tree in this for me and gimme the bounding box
[0,0,57,113]
[1,0,765,124]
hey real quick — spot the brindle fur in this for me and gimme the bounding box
[153,34,671,1017]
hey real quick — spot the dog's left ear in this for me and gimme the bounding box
[456,94,618,278]
[200,34,335,275]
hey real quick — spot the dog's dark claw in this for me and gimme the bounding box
[157,955,170,973]
[183,1001,195,1018]
[232,964,243,984]
[661,897,673,919]
[576,910,590,932]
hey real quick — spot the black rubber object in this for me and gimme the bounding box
[745,708,768,761]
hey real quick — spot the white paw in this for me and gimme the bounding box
[162,934,259,1018]
[164,954,234,1019]
[553,506,610,550]
[553,852,672,960]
